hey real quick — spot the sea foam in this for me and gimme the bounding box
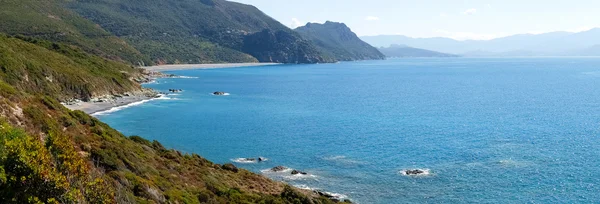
[92,94,172,116]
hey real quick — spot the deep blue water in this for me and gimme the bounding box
[97,58,600,203]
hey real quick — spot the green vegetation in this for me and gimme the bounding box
[67,0,330,64]
[0,34,142,100]
[0,0,149,65]
[295,22,385,61]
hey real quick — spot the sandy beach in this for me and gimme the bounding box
[143,63,279,71]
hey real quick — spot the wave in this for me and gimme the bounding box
[92,95,172,116]
[293,185,349,200]
[231,158,258,164]
[211,92,230,96]
[174,76,198,79]
[284,173,318,181]
[261,167,292,174]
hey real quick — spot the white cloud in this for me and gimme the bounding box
[462,8,477,15]
[365,16,380,21]
[440,13,447,17]
[434,29,503,40]
[290,18,303,29]
[486,4,492,8]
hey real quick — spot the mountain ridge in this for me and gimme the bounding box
[360,28,600,56]
[378,44,459,58]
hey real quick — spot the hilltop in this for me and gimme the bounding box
[295,21,385,61]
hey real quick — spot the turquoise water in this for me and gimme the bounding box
[97,58,600,203]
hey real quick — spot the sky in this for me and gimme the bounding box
[230,0,600,40]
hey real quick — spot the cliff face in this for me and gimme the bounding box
[295,21,386,61]
[243,29,336,63]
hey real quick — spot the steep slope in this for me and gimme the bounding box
[0,0,150,65]
[0,34,143,100]
[295,22,385,61]
[67,0,331,64]
[0,35,349,203]
[379,44,459,58]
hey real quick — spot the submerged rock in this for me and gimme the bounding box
[213,91,226,95]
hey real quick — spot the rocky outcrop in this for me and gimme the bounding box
[222,163,239,173]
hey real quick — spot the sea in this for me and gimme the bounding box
[96,57,600,203]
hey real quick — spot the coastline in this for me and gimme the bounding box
[62,89,160,115]
[143,62,280,71]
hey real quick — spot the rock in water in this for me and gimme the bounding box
[271,166,287,172]
[403,169,427,176]
[291,170,307,175]
[213,91,226,95]
[258,157,267,162]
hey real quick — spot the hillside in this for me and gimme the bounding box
[295,22,385,61]
[0,29,348,204]
[66,0,332,64]
[379,44,459,58]
[0,0,151,65]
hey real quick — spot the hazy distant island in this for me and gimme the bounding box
[361,28,600,57]
[378,44,459,58]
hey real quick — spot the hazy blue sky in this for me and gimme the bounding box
[230,0,600,40]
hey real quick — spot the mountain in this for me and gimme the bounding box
[66,0,333,64]
[378,44,459,58]
[295,22,385,61]
[361,29,600,56]
[0,0,334,65]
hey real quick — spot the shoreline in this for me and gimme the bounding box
[62,89,161,115]
[142,62,280,72]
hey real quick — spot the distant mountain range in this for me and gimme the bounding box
[378,44,458,58]
[295,21,385,61]
[361,29,600,56]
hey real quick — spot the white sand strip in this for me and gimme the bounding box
[142,63,279,71]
